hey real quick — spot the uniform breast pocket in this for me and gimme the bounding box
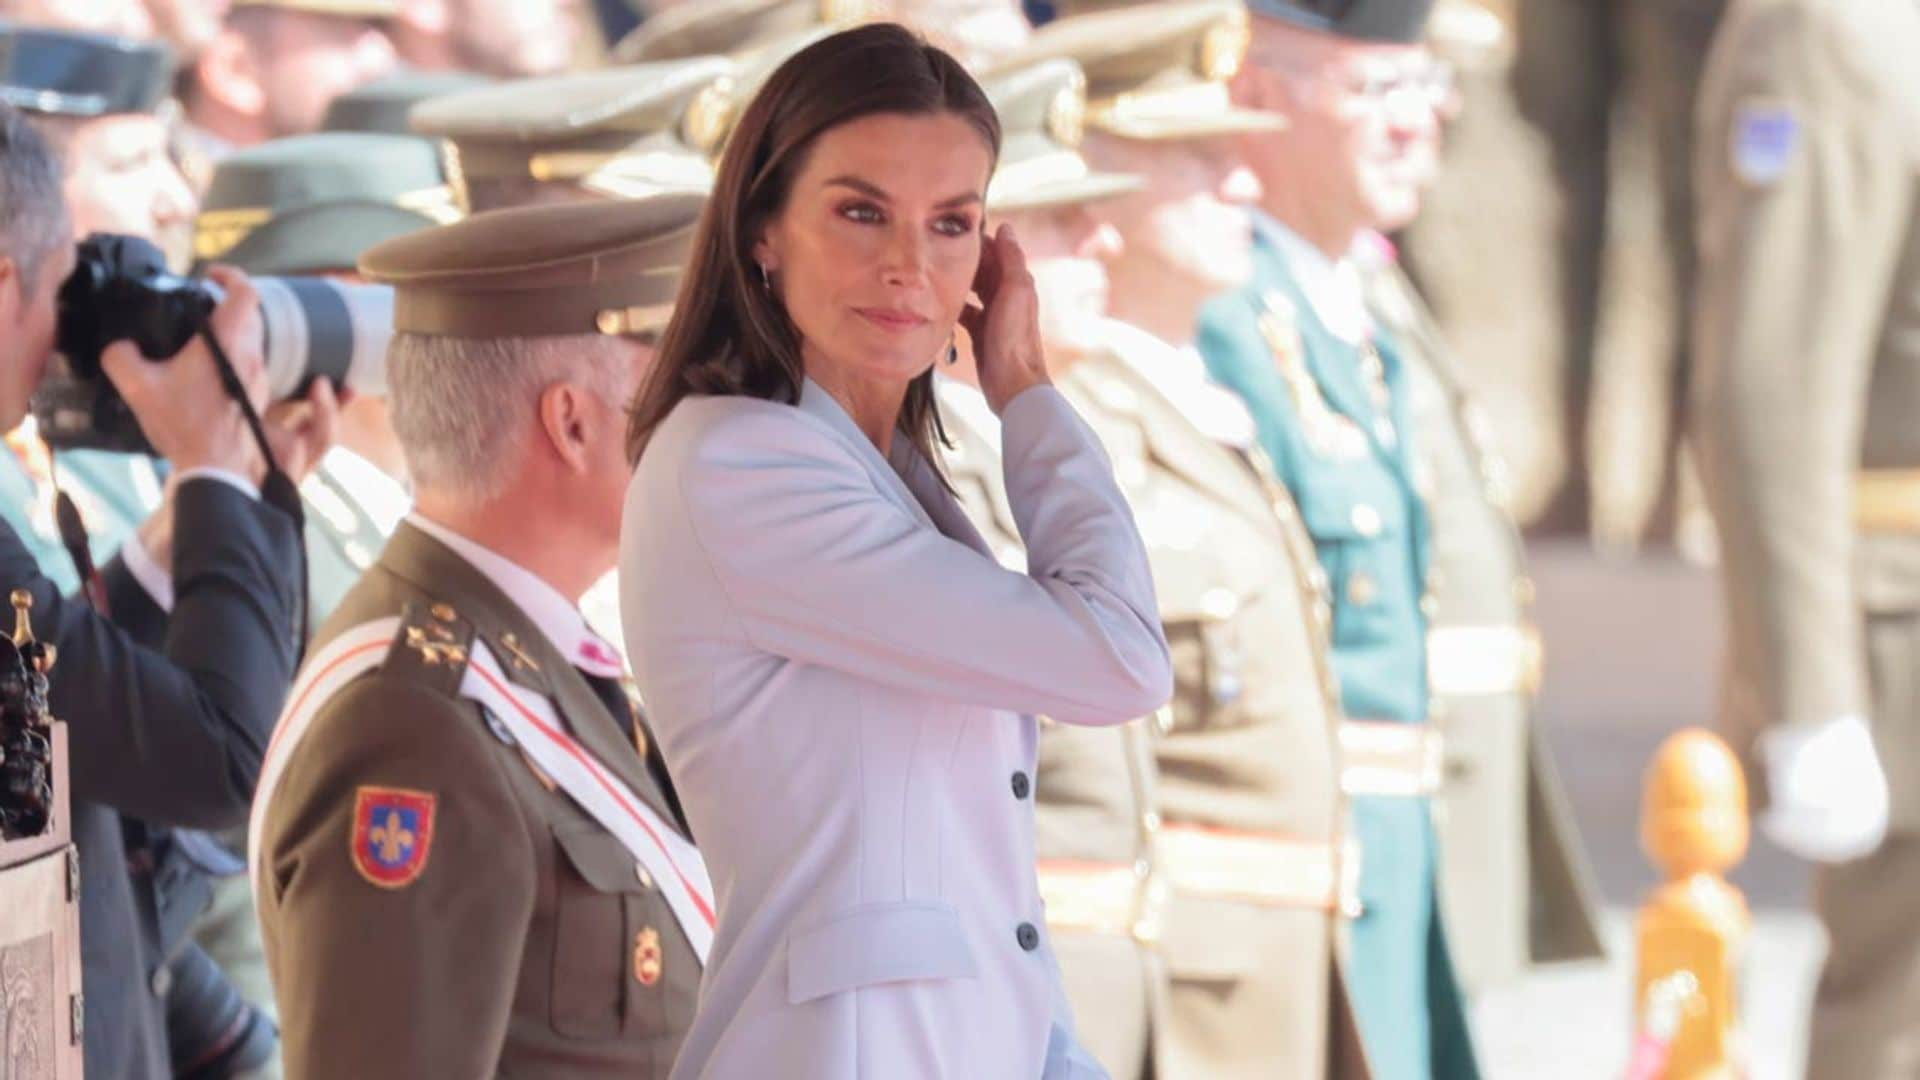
[1297,491,1398,648]
[551,820,686,1041]
[1162,591,1259,732]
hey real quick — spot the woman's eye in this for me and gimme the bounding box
[933,214,976,237]
[838,202,884,225]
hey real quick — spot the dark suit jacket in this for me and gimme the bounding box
[0,476,300,1079]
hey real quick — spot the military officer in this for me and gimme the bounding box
[1357,235,1605,995]
[1691,3,1920,1076]
[1196,1,1481,1076]
[251,196,710,1077]
[407,58,729,213]
[948,57,1167,1080]
[992,6,1371,1076]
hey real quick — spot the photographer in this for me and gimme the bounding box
[1,101,326,1079]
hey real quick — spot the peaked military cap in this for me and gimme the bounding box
[359,193,704,339]
[196,133,459,275]
[322,70,493,135]
[0,23,172,117]
[229,0,400,18]
[674,28,832,160]
[999,0,1281,140]
[1246,0,1435,44]
[982,59,1140,212]
[409,58,728,200]
[611,0,876,63]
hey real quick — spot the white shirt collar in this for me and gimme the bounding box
[1259,214,1373,346]
[405,513,626,678]
[1096,319,1257,449]
[318,446,411,534]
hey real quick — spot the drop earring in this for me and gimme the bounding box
[757,263,772,289]
[946,339,958,366]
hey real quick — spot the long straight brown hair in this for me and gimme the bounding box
[625,23,1001,465]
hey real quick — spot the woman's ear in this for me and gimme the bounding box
[750,220,782,274]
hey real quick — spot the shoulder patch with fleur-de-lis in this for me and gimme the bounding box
[1256,291,1371,462]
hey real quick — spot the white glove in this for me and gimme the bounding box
[1758,714,1890,864]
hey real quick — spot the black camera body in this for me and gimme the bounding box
[36,232,394,455]
[46,234,221,455]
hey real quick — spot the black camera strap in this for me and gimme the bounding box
[52,485,109,615]
[199,326,310,658]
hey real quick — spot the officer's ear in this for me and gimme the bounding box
[193,28,267,119]
[536,380,595,476]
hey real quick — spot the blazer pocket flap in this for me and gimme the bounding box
[786,901,979,1004]
[552,820,644,894]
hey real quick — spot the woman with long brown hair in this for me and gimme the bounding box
[618,23,1171,1080]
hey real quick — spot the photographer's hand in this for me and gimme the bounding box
[263,379,341,485]
[102,266,270,488]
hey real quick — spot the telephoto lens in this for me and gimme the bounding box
[35,232,395,454]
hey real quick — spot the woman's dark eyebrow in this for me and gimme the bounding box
[823,176,983,209]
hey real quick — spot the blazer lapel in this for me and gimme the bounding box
[893,440,994,559]
[376,523,686,837]
[797,378,938,532]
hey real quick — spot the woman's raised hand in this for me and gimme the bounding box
[959,224,1052,415]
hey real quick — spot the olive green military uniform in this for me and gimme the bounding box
[1360,244,1606,994]
[408,58,728,212]
[993,9,1371,1075]
[1691,3,1920,1076]
[252,197,704,1078]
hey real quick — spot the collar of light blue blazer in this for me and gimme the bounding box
[194,132,461,275]
[0,22,172,117]
[407,57,733,201]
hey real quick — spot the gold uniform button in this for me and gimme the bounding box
[635,864,654,890]
[1420,595,1439,619]
[1350,504,1383,537]
[1347,573,1379,606]
[1200,587,1240,620]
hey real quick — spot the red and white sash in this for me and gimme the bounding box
[250,618,716,961]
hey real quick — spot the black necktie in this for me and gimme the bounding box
[575,668,691,838]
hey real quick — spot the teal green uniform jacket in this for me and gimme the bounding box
[1197,212,1479,1080]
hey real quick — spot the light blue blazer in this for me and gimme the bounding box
[620,378,1172,1079]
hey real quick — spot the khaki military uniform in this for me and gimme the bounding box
[254,523,701,1077]
[1692,2,1920,1076]
[1363,254,1606,993]
[935,377,1169,1080]
[1056,331,1370,1080]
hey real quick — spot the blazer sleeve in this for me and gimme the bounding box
[1691,4,1916,737]
[673,386,1172,725]
[1,476,302,828]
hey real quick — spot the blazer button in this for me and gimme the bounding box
[1010,771,1031,800]
[150,965,173,998]
[1016,922,1040,952]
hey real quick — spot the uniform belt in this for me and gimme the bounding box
[1036,859,1164,943]
[1339,720,1445,798]
[1427,624,1543,697]
[1156,825,1359,916]
[1857,469,1920,533]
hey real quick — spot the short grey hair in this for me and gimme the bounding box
[387,332,629,502]
[0,103,70,289]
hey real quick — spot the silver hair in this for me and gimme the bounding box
[0,103,69,290]
[386,331,629,503]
